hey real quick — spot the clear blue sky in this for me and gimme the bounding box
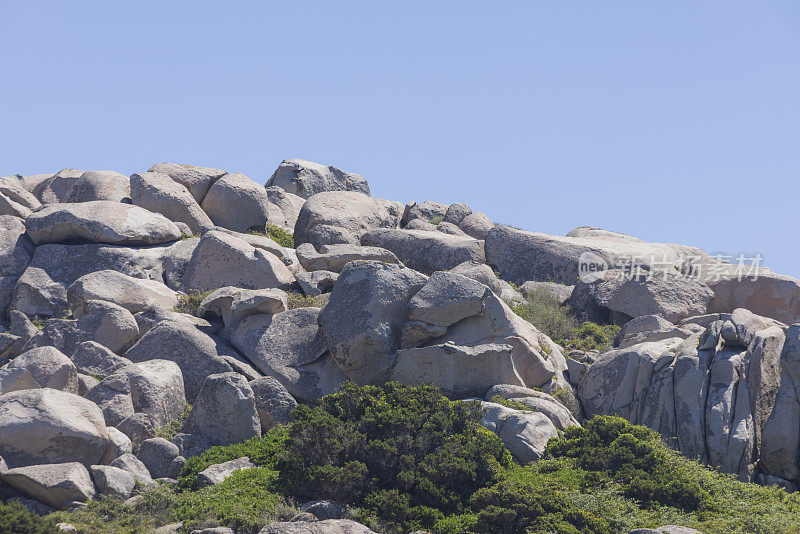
[2,2,798,276]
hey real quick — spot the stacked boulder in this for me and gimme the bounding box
[2,155,800,517]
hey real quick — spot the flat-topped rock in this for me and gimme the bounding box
[26,201,182,246]
[360,228,485,274]
[267,159,370,199]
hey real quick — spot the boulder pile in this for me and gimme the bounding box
[2,157,800,520]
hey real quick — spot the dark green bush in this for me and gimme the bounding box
[174,290,212,315]
[179,427,288,490]
[276,382,511,532]
[0,500,59,534]
[546,416,712,512]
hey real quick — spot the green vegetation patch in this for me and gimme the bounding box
[173,290,212,315]
[0,500,59,534]
[262,222,294,248]
[286,291,330,310]
[512,286,619,352]
[46,385,800,534]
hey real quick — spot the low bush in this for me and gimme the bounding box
[512,286,619,352]
[286,291,330,310]
[0,500,59,534]
[263,222,294,248]
[174,290,212,315]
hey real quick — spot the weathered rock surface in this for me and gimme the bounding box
[267,159,370,199]
[477,401,559,463]
[90,464,135,498]
[233,308,346,402]
[137,438,180,480]
[485,225,709,286]
[2,462,96,508]
[131,172,213,234]
[181,231,295,293]
[67,269,178,315]
[33,169,84,204]
[70,341,134,378]
[201,172,272,232]
[319,261,427,384]
[196,456,254,488]
[295,243,399,273]
[22,300,140,355]
[124,320,249,401]
[26,201,182,246]
[250,376,297,429]
[181,373,261,448]
[361,228,485,274]
[63,171,130,203]
[148,163,227,204]
[0,215,34,318]
[0,388,110,468]
[196,287,287,338]
[0,367,40,395]
[5,346,77,393]
[294,191,399,249]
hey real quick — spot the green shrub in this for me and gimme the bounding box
[174,290,212,315]
[0,500,59,534]
[180,427,288,490]
[428,215,444,225]
[155,404,192,441]
[286,291,330,310]
[263,222,294,248]
[276,382,511,532]
[512,287,619,352]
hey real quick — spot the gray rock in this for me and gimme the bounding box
[33,168,84,204]
[295,270,338,297]
[196,456,254,488]
[67,269,178,315]
[389,343,524,398]
[181,373,261,448]
[295,242,400,273]
[477,401,559,463]
[88,373,135,426]
[125,320,250,401]
[0,185,40,218]
[63,171,130,203]
[148,163,227,204]
[294,191,399,249]
[101,427,133,464]
[0,367,40,394]
[196,286,287,339]
[90,465,135,498]
[705,268,800,325]
[118,360,186,428]
[405,218,436,231]
[442,203,472,225]
[1,462,95,509]
[264,185,305,231]
[614,315,691,349]
[76,373,99,396]
[130,172,213,235]
[137,438,180,479]
[319,261,427,384]
[267,159,370,199]
[0,388,110,468]
[484,384,580,430]
[360,228,485,274]
[167,455,186,479]
[401,201,448,226]
[116,413,157,449]
[450,260,522,304]
[26,201,182,246]
[232,308,346,403]
[21,300,140,355]
[0,215,34,318]
[458,211,494,239]
[181,231,295,293]
[110,452,155,486]
[436,221,469,236]
[259,520,378,534]
[250,376,297,429]
[0,332,19,358]
[10,242,169,317]
[201,172,272,232]
[576,270,714,323]
[5,346,78,393]
[70,341,134,378]
[300,500,343,520]
[406,271,487,327]
[485,225,709,286]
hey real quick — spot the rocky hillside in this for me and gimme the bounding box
[1,160,800,533]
